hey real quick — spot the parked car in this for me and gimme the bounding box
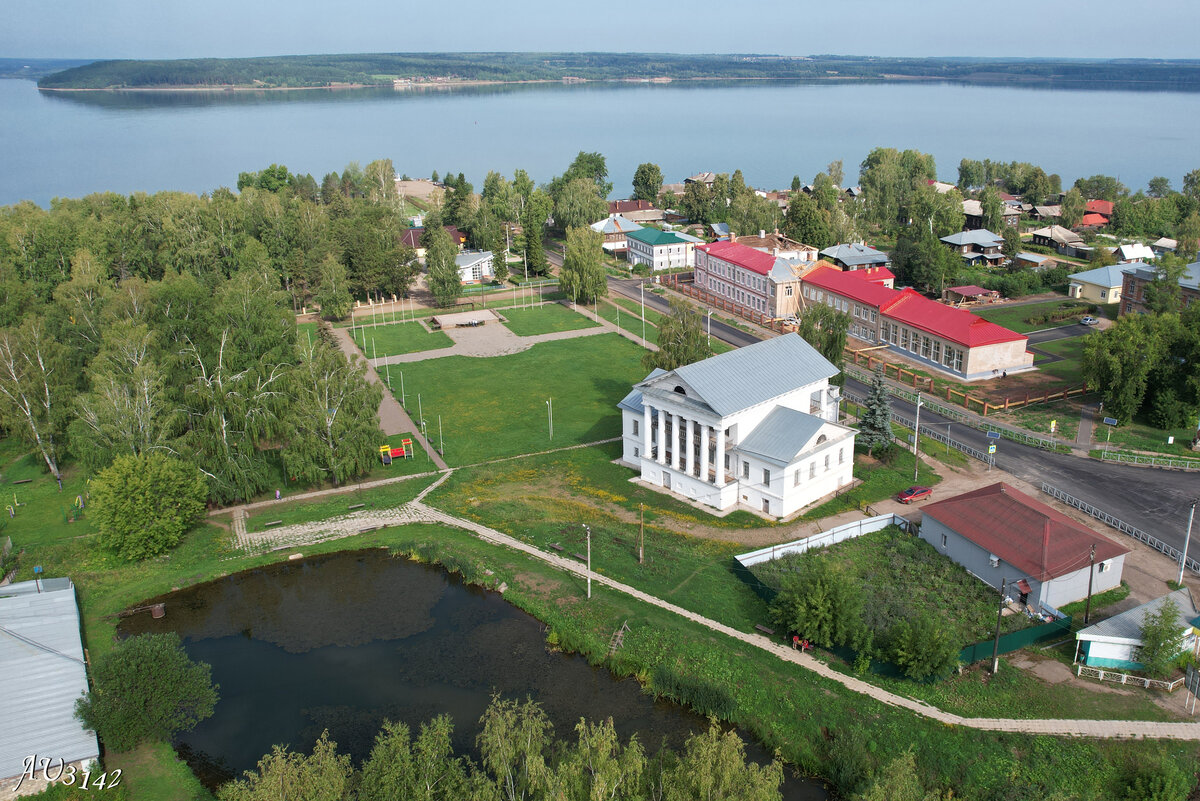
[1080,315,1099,326]
[896,486,933,504]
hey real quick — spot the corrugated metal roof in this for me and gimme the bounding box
[454,250,492,268]
[590,215,644,236]
[941,229,1003,248]
[1076,588,1200,643]
[617,368,666,414]
[697,241,779,276]
[819,243,890,267]
[1069,263,1138,288]
[0,578,99,779]
[640,334,837,418]
[627,228,689,247]
[736,407,842,465]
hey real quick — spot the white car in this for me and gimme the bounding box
[1081,315,1099,326]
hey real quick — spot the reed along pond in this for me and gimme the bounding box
[119,549,825,799]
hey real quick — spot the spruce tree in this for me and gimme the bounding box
[857,368,894,456]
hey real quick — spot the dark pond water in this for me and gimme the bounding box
[119,549,825,799]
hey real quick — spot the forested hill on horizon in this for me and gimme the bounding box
[36,52,1200,91]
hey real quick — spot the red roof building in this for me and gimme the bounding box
[1085,199,1114,218]
[1079,213,1108,228]
[400,226,464,251]
[919,483,1129,609]
[800,265,1032,380]
[609,199,656,214]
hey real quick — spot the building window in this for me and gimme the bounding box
[824,454,830,471]
[1098,560,1112,573]
[634,447,640,458]
[941,532,947,548]
[742,461,750,479]
[921,337,932,359]
[810,463,816,479]
[762,468,771,485]
[794,470,800,487]
[632,419,639,436]
[989,554,1000,568]
[839,448,844,465]
[785,285,793,296]
[931,340,941,363]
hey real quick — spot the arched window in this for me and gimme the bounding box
[674,386,686,396]
[816,434,827,445]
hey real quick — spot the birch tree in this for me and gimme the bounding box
[0,319,70,480]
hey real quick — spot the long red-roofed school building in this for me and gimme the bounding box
[800,264,1034,381]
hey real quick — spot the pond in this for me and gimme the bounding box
[118,549,826,799]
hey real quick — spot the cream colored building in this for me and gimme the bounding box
[1067,263,1135,305]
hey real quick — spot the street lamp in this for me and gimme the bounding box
[1179,500,1197,586]
[707,309,712,348]
[546,398,553,440]
[912,391,923,482]
[582,523,592,599]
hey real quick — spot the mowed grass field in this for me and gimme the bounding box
[356,321,454,357]
[383,334,649,466]
[500,303,601,336]
[974,299,1094,334]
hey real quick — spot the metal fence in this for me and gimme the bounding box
[843,390,995,467]
[1096,451,1200,472]
[1076,664,1185,692]
[959,615,1073,664]
[1041,483,1200,575]
[734,513,911,568]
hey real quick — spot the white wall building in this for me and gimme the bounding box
[617,334,857,518]
[626,228,693,270]
[454,250,494,284]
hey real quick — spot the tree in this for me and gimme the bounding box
[558,226,606,305]
[632,163,664,203]
[550,718,647,801]
[1139,598,1185,679]
[857,368,893,456]
[859,148,936,233]
[363,158,398,204]
[313,254,352,320]
[1143,260,1190,314]
[477,696,553,801]
[1081,314,1169,423]
[425,225,462,308]
[827,159,845,187]
[887,612,960,680]
[905,183,963,238]
[0,318,71,480]
[1121,757,1194,801]
[91,452,207,560]
[1183,168,1200,202]
[957,159,985,191]
[795,305,849,386]
[980,186,1005,232]
[553,177,607,232]
[1060,188,1086,228]
[1177,212,1200,262]
[283,340,383,487]
[781,192,831,247]
[558,151,612,198]
[1147,176,1172,199]
[891,229,961,294]
[359,717,471,801]
[663,721,783,801]
[521,190,553,276]
[769,556,865,649]
[1074,174,1128,201]
[75,632,218,752]
[790,175,802,192]
[218,731,353,801]
[1001,225,1021,265]
[643,301,711,371]
[727,192,781,241]
[855,750,938,801]
[679,181,715,224]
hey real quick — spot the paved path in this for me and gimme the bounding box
[1076,402,1098,453]
[330,326,449,469]
[230,486,1200,740]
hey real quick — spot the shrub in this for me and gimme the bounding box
[75,633,218,752]
[886,612,961,680]
[91,453,207,560]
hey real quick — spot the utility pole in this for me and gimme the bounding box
[1179,500,1197,586]
[583,523,592,599]
[913,391,923,482]
[639,503,645,564]
[991,577,1007,674]
[1084,544,1097,624]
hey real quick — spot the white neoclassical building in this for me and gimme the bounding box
[617,334,857,518]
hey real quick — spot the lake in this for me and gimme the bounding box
[117,549,825,799]
[3,77,1199,207]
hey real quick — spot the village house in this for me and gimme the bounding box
[962,199,1020,229]
[1032,205,1062,220]
[1015,251,1057,271]
[401,225,465,259]
[819,242,892,271]
[940,229,1005,266]
[608,199,665,224]
[617,334,856,517]
[1112,243,1155,262]
[589,215,643,255]
[1067,263,1134,304]
[454,250,494,284]
[919,483,1129,610]
[942,285,1000,305]
[1031,225,1085,254]
[1151,237,1178,257]
[1121,260,1200,315]
[693,240,785,317]
[1074,588,1200,670]
[733,230,819,262]
[800,264,1034,380]
[626,227,693,270]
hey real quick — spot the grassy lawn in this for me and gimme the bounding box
[242,473,438,533]
[295,321,320,346]
[499,303,601,336]
[600,297,733,354]
[799,446,941,520]
[381,334,648,466]
[1107,416,1199,457]
[975,299,1095,334]
[355,320,453,357]
[993,396,1085,441]
[843,400,969,469]
[751,526,1032,645]
[1031,336,1090,386]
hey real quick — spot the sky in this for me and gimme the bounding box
[5,0,1200,60]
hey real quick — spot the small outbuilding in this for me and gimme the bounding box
[1074,588,1200,670]
[943,285,1000,305]
[919,483,1129,611]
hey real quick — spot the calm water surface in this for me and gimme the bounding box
[3,78,1199,206]
[119,550,825,799]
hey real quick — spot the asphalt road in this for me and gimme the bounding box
[1026,322,1097,345]
[602,273,1199,565]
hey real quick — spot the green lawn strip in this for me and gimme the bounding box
[1107,417,1199,457]
[295,321,319,345]
[844,400,969,468]
[241,473,439,533]
[607,295,666,325]
[355,320,453,357]
[106,740,211,801]
[1058,581,1131,619]
[499,304,601,336]
[974,299,1095,334]
[798,446,941,520]
[381,335,647,466]
[992,396,1085,441]
[597,302,660,346]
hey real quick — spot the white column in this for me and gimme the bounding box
[715,426,726,485]
[669,413,681,471]
[655,407,666,465]
[642,403,651,460]
[700,425,711,482]
[685,419,696,477]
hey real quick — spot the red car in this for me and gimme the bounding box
[897,486,933,504]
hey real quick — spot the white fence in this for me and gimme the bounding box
[1076,664,1185,692]
[734,513,911,568]
[1096,451,1200,472]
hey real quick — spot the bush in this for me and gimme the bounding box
[886,613,961,680]
[91,453,208,560]
[1121,758,1193,801]
[75,633,218,752]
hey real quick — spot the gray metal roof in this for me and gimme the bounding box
[1076,588,1200,644]
[640,334,838,418]
[454,250,492,268]
[736,407,832,465]
[940,229,1003,248]
[710,223,731,237]
[819,243,889,267]
[617,368,667,414]
[0,578,99,779]
[590,215,643,236]
[1068,263,1138,288]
